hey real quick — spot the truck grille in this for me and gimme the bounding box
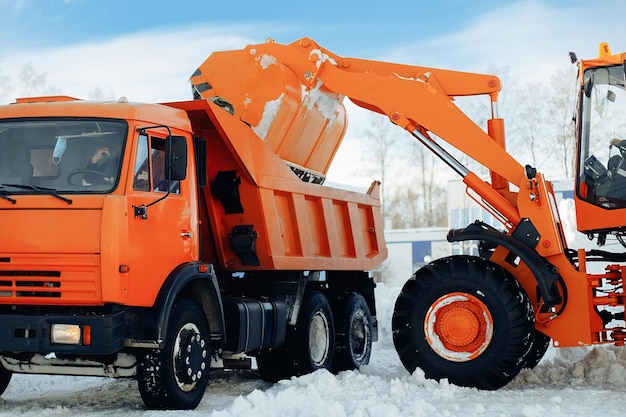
[0,271,62,298]
[0,263,100,304]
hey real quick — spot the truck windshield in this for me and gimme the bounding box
[578,64,626,208]
[0,118,127,194]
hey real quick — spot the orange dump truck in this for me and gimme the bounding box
[0,44,386,408]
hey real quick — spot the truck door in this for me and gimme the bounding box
[125,131,195,306]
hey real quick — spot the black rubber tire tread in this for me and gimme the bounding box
[137,299,211,410]
[392,255,534,390]
[257,290,335,381]
[294,290,335,375]
[0,364,12,396]
[332,292,373,372]
[522,330,551,369]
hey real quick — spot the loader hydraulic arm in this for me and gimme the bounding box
[193,38,526,229]
[191,37,544,232]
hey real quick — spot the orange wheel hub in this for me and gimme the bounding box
[424,292,493,362]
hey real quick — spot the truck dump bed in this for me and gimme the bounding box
[167,100,387,271]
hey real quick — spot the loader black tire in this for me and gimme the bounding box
[137,299,210,410]
[332,293,373,372]
[522,330,551,369]
[0,364,12,396]
[392,255,534,390]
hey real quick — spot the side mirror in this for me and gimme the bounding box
[166,135,187,181]
[584,75,594,98]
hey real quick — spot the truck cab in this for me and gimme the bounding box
[0,96,198,310]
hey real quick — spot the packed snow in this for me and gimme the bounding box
[1,200,625,416]
[0,283,624,416]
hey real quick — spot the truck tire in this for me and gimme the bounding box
[0,364,12,396]
[333,293,373,372]
[257,291,335,381]
[137,299,210,410]
[392,255,533,390]
[295,290,335,374]
[522,330,551,369]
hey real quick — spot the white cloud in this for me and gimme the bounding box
[5,2,625,105]
[381,1,626,85]
[3,26,262,103]
[0,0,31,13]
[2,1,625,187]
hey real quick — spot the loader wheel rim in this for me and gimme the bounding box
[424,292,493,362]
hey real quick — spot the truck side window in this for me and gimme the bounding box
[151,139,167,192]
[151,137,180,194]
[132,134,180,194]
[133,133,150,191]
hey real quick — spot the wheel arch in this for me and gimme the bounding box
[448,220,562,306]
[153,262,225,349]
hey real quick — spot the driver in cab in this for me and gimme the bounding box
[83,146,119,186]
[586,138,626,207]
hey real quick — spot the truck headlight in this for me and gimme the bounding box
[51,324,82,344]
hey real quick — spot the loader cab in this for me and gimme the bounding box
[575,61,626,232]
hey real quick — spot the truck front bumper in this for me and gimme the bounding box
[0,310,126,355]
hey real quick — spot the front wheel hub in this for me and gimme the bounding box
[174,323,208,391]
[424,292,493,362]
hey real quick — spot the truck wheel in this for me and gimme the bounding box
[522,330,551,369]
[333,293,373,372]
[392,255,533,390]
[257,291,335,381]
[296,291,335,374]
[137,299,210,410]
[0,364,12,396]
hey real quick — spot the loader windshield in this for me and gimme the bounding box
[578,64,626,208]
[0,118,127,194]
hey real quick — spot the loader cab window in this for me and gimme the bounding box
[578,64,626,208]
[133,134,180,194]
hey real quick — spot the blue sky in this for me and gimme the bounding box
[2,0,508,55]
[1,0,624,104]
[0,0,624,185]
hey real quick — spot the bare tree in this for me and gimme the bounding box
[18,63,59,97]
[545,68,578,178]
[89,86,117,101]
[356,113,402,223]
[0,57,11,103]
[507,82,551,170]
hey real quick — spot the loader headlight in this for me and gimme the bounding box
[51,324,85,345]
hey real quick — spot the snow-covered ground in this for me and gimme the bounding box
[1,199,625,416]
[0,282,624,416]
